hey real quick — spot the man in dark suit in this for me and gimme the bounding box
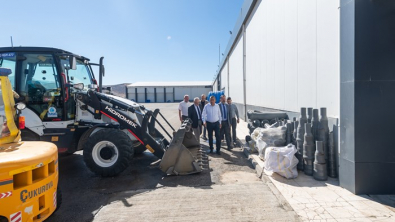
[188,97,203,144]
[218,95,233,150]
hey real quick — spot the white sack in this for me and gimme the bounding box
[263,144,299,179]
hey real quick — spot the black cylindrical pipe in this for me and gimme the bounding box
[99,57,104,93]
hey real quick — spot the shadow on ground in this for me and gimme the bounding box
[47,139,254,222]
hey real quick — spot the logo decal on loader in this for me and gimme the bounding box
[20,181,53,203]
[104,106,137,128]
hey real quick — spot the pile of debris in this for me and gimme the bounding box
[245,108,337,181]
[246,110,288,134]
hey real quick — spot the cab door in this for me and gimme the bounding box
[17,53,64,121]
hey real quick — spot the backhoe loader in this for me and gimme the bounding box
[0,68,60,222]
[0,47,203,177]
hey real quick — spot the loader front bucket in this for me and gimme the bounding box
[159,120,203,175]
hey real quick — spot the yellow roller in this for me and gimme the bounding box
[0,68,60,222]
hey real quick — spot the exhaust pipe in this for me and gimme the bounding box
[99,57,104,93]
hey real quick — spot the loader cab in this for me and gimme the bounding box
[0,47,99,152]
[0,47,96,122]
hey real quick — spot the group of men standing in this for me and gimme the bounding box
[178,94,239,155]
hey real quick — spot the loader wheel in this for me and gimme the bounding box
[133,141,147,155]
[83,129,134,177]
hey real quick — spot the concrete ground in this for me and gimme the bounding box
[237,117,395,221]
[47,103,298,222]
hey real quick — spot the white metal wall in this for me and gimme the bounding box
[242,0,339,117]
[156,88,165,103]
[174,87,211,101]
[137,87,145,102]
[165,87,173,102]
[220,61,228,94]
[228,36,244,104]
[146,87,155,102]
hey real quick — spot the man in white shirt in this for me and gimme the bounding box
[202,96,222,154]
[178,95,190,122]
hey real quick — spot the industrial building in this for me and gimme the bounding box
[127,81,212,103]
[214,0,395,194]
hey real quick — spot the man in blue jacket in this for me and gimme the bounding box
[219,95,233,150]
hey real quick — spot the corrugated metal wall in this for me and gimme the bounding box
[213,80,218,92]
[219,0,340,118]
[228,36,244,104]
[127,86,211,103]
[220,61,228,94]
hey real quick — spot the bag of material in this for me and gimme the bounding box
[250,127,286,159]
[263,144,299,179]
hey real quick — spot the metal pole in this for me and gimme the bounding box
[145,88,147,102]
[243,24,247,120]
[218,44,220,67]
[227,56,230,96]
[164,88,166,102]
[99,57,104,93]
[158,112,176,132]
[135,88,138,102]
[154,88,157,103]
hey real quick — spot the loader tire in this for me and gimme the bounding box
[83,129,134,177]
[133,141,147,155]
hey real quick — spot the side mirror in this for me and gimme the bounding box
[73,83,84,90]
[15,102,26,111]
[69,56,77,70]
[88,84,98,89]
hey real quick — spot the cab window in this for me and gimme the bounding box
[18,54,63,120]
[0,52,16,89]
[60,58,93,89]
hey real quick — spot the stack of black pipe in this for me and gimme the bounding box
[296,108,307,170]
[313,141,328,181]
[328,132,337,177]
[289,107,338,180]
[307,107,313,123]
[303,123,315,175]
[292,121,298,147]
[286,122,292,144]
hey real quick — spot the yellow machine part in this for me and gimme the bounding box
[0,76,20,144]
[0,75,59,222]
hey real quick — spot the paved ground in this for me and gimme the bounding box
[238,118,395,221]
[47,103,298,222]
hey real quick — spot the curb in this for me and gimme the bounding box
[241,143,301,222]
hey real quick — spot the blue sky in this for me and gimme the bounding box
[1,0,244,85]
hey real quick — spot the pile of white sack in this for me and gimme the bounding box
[263,144,299,179]
[249,125,298,179]
[250,127,286,159]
